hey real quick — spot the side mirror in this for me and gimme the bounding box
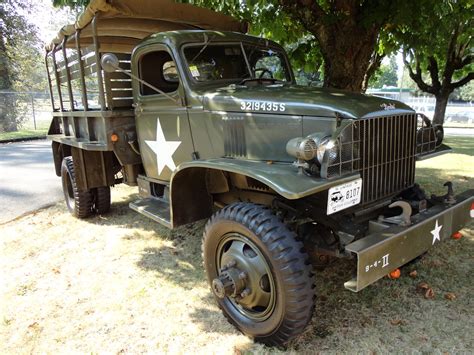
[101,53,120,73]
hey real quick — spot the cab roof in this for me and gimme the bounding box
[137,30,283,50]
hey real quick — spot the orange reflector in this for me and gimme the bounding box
[388,269,401,279]
[111,133,119,142]
[452,231,463,240]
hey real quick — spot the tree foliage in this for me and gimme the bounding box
[398,0,473,124]
[52,0,88,8]
[369,56,398,88]
[458,80,474,102]
[52,0,473,107]
[0,0,45,132]
[179,0,424,92]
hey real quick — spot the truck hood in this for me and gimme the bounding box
[200,84,413,118]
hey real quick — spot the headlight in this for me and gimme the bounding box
[314,135,338,164]
[286,137,318,161]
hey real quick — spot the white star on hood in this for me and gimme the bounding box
[145,118,181,175]
[431,219,442,245]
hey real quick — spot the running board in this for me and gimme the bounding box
[129,197,171,228]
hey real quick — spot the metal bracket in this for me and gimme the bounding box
[378,200,412,226]
[431,181,456,205]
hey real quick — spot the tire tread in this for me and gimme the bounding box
[203,202,315,347]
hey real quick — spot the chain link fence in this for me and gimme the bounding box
[0,91,52,133]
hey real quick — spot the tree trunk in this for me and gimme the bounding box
[432,93,449,125]
[279,0,383,92]
[320,27,379,92]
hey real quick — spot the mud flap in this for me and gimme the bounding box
[344,190,474,292]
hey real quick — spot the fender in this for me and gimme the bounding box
[169,158,360,226]
[172,158,360,199]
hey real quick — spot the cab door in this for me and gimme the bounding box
[132,44,194,182]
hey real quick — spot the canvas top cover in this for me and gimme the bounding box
[46,0,247,52]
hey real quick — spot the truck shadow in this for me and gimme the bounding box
[131,215,473,350]
[99,186,474,350]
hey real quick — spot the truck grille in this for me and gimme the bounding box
[357,113,417,204]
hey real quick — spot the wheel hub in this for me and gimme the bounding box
[212,262,246,299]
[213,234,276,321]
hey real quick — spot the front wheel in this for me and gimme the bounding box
[203,203,315,346]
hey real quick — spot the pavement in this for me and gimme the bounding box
[0,139,63,224]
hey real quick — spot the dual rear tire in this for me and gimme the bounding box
[61,157,111,218]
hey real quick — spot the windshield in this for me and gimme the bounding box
[183,42,292,84]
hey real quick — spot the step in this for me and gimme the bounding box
[129,197,171,228]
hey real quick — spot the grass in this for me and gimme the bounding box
[0,128,47,141]
[0,119,50,142]
[0,136,473,353]
[416,136,474,195]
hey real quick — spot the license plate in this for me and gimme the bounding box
[327,178,362,215]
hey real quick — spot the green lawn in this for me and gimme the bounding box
[416,135,474,195]
[0,128,48,142]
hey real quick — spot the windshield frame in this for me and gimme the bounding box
[180,40,295,87]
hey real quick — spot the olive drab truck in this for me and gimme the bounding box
[45,0,474,346]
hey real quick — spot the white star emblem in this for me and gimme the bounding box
[430,219,442,245]
[145,118,181,175]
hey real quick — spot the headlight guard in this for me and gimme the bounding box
[318,120,360,179]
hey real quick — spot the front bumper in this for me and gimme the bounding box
[344,189,474,292]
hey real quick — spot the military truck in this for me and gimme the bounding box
[45,0,473,346]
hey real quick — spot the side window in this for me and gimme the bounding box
[254,56,287,81]
[138,50,179,96]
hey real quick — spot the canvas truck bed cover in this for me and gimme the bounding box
[46,0,247,52]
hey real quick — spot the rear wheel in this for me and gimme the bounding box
[203,202,315,346]
[93,186,111,214]
[61,156,93,218]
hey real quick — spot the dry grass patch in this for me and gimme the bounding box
[1,137,473,353]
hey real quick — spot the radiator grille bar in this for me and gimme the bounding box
[358,113,417,204]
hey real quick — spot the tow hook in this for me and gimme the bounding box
[431,181,456,205]
[378,200,412,226]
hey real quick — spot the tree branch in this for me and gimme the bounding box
[427,56,441,91]
[362,51,384,92]
[457,54,474,70]
[403,51,436,94]
[279,0,326,20]
[443,24,461,83]
[279,0,326,40]
[450,72,474,89]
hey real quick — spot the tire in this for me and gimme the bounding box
[203,202,315,346]
[94,186,111,214]
[61,156,93,218]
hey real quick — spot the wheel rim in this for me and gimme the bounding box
[214,233,276,321]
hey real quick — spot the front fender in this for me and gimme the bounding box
[172,158,360,200]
